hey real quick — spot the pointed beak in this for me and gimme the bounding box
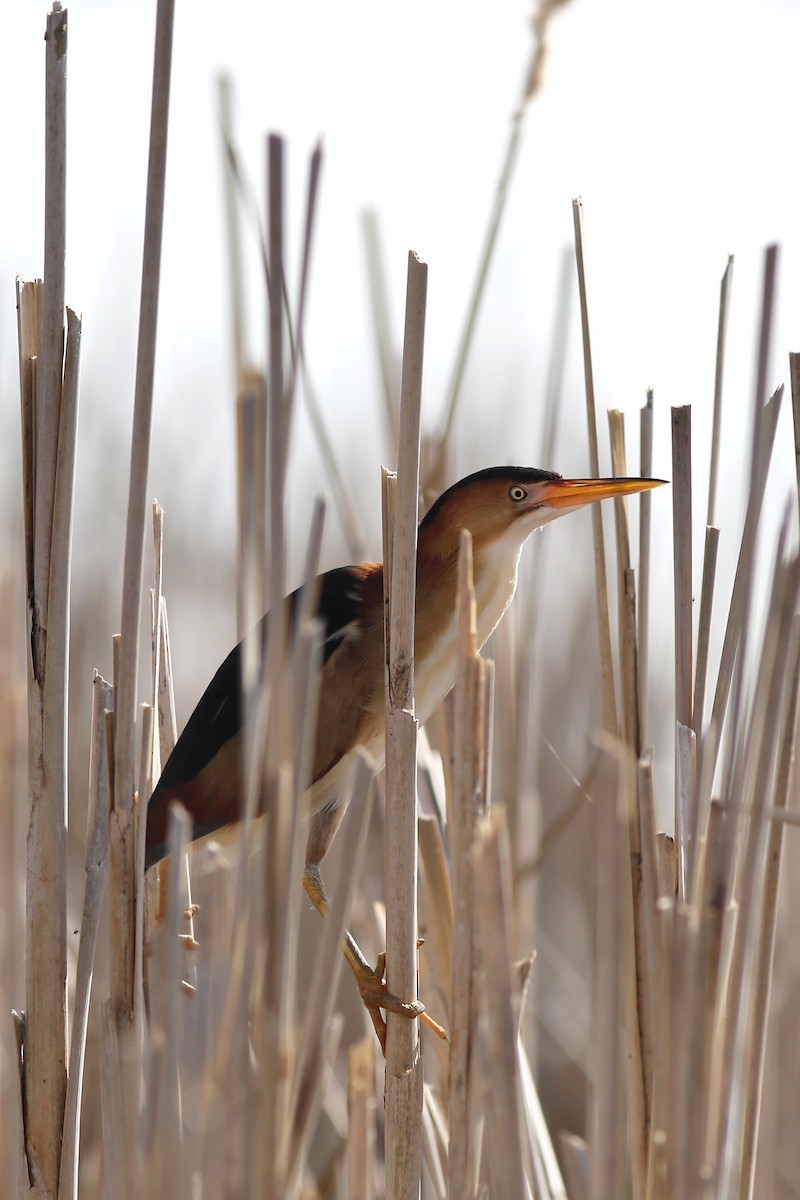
[534,476,667,511]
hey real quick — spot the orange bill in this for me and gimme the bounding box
[537,476,667,509]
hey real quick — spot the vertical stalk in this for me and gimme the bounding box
[384,251,426,1200]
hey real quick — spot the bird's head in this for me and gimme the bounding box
[419,466,665,560]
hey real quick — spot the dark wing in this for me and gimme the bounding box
[144,564,368,868]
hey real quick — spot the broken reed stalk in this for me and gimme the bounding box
[572,196,618,737]
[16,5,73,1194]
[383,250,426,1200]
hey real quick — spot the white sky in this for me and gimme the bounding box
[2,0,799,776]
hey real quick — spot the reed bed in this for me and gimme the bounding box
[3,4,800,1199]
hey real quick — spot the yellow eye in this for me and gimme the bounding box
[509,485,528,502]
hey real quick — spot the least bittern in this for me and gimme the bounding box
[145,466,665,1048]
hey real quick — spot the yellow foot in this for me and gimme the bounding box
[353,949,448,1055]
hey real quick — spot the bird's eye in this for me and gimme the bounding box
[509,485,528,502]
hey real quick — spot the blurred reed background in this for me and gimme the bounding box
[3,1,800,1197]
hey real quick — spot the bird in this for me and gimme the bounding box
[145,465,664,1048]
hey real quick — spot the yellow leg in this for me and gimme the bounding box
[303,863,446,1053]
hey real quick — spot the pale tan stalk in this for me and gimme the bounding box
[715,553,800,1199]
[284,763,373,1191]
[714,247,779,899]
[447,530,481,1200]
[438,8,554,448]
[384,250,426,1200]
[740,615,800,1198]
[362,210,400,454]
[147,802,191,1199]
[589,736,626,1200]
[707,257,734,528]
[638,389,654,745]
[608,410,651,1185]
[474,809,527,1198]
[417,814,453,1015]
[58,672,113,1200]
[216,73,248,384]
[111,0,176,1029]
[705,387,782,794]
[675,724,696,902]
[19,9,71,1193]
[572,197,618,736]
[671,405,693,733]
[692,525,720,739]
[791,352,800,525]
[518,1044,569,1199]
[608,410,640,753]
[98,1000,126,1199]
[560,1134,590,1200]
[348,1038,377,1200]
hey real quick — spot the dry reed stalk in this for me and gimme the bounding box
[284,758,374,1187]
[421,1093,449,1200]
[674,724,696,902]
[713,548,800,1199]
[638,389,653,746]
[417,813,453,1016]
[58,671,113,1200]
[146,801,191,1199]
[791,352,800,523]
[518,1046,569,1199]
[348,1037,377,1200]
[560,1133,590,1200]
[572,197,618,737]
[589,736,627,1200]
[447,530,482,1200]
[691,525,720,738]
[704,386,782,797]
[110,0,175,1062]
[739,614,800,1198]
[608,410,640,753]
[473,809,527,1198]
[361,210,400,456]
[436,3,557,451]
[383,250,426,1199]
[16,7,73,1192]
[607,409,652,1187]
[707,257,734,528]
[714,248,778,900]
[671,406,693,737]
[216,73,248,387]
